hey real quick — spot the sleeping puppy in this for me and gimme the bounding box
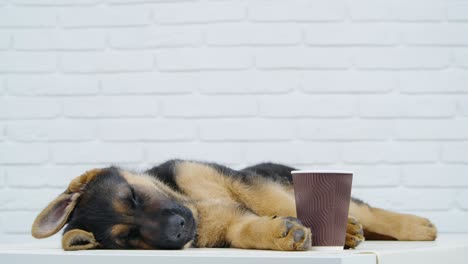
[31,160,437,251]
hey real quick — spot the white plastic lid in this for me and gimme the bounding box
[291,170,353,174]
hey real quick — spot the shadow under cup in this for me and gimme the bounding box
[291,170,353,251]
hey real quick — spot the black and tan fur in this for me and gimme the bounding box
[32,160,437,251]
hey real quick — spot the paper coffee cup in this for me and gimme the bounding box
[291,170,353,251]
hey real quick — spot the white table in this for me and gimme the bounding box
[1,235,467,264]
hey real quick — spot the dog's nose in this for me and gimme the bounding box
[164,214,186,242]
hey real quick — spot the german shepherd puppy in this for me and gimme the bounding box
[31,160,437,251]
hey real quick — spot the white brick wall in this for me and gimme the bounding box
[0,0,467,243]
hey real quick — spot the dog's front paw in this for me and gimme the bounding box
[270,216,312,251]
[345,216,364,249]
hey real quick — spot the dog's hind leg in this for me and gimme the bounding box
[231,179,298,217]
[349,201,437,241]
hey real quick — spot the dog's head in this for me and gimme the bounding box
[31,167,197,250]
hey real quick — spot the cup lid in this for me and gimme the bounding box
[291,170,353,174]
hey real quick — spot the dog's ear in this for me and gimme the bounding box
[62,229,100,251]
[31,169,102,239]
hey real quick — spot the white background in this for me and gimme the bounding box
[0,0,467,243]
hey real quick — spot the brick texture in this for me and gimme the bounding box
[0,0,467,243]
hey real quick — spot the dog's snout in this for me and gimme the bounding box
[136,204,196,249]
[164,214,187,243]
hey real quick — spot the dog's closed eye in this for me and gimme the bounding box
[129,187,138,207]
